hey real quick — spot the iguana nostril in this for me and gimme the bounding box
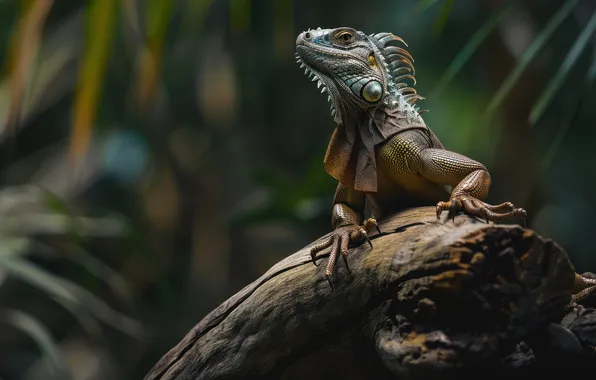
[304,31,312,40]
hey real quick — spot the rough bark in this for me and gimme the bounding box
[144,207,596,380]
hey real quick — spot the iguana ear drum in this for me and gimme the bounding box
[348,78,383,103]
[362,80,383,102]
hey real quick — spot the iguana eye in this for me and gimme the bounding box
[335,31,355,44]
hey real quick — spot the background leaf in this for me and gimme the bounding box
[431,1,513,96]
[529,11,596,125]
[0,309,71,379]
[540,55,596,171]
[4,0,54,133]
[70,0,117,161]
[0,250,142,337]
[484,0,579,117]
[432,0,454,35]
[135,0,174,106]
[418,0,442,12]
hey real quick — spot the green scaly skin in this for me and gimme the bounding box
[296,27,596,302]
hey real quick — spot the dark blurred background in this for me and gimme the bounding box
[0,0,594,379]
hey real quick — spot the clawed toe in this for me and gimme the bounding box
[310,237,333,266]
[363,218,382,235]
[436,196,526,225]
[311,221,378,289]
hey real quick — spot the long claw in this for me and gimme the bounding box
[440,194,527,226]
[318,219,382,285]
[326,274,335,290]
[341,250,350,272]
[364,218,381,235]
[436,204,442,220]
[310,250,319,266]
[519,209,528,228]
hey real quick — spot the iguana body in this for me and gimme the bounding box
[295,26,596,300]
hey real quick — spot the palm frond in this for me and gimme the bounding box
[70,0,117,162]
[54,244,135,305]
[0,309,71,379]
[4,0,54,134]
[540,53,596,171]
[432,0,454,35]
[418,0,443,12]
[431,1,513,97]
[0,248,142,337]
[135,0,174,106]
[485,0,579,117]
[529,11,596,125]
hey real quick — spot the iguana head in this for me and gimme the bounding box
[296,27,421,124]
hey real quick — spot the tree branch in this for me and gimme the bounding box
[143,207,596,380]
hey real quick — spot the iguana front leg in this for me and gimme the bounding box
[571,273,596,305]
[310,183,380,286]
[411,148,527,222]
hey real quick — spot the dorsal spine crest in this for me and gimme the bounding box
[369,32,423,123]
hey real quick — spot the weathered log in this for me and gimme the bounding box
[144,207,595,380]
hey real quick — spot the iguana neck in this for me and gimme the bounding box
[337,90,424,130]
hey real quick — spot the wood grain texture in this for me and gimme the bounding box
[144,207,585,380]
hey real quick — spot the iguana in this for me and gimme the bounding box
[295,26,596,301]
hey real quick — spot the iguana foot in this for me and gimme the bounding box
[436,195,527,224]
[310,218,380,288]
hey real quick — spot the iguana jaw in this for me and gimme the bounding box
[295,50,342,124]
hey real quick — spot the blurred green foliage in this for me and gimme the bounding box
[0,0,594,379]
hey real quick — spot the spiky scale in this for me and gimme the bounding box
[391,67,411,76]
[378,34,408,47]
[384,47,414,62]
[386,54,410,65]
[372,33,393,43]
[393,74,416,85]
[403,94,424,104]
[391,58,415,75]
[399,87,417,96]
